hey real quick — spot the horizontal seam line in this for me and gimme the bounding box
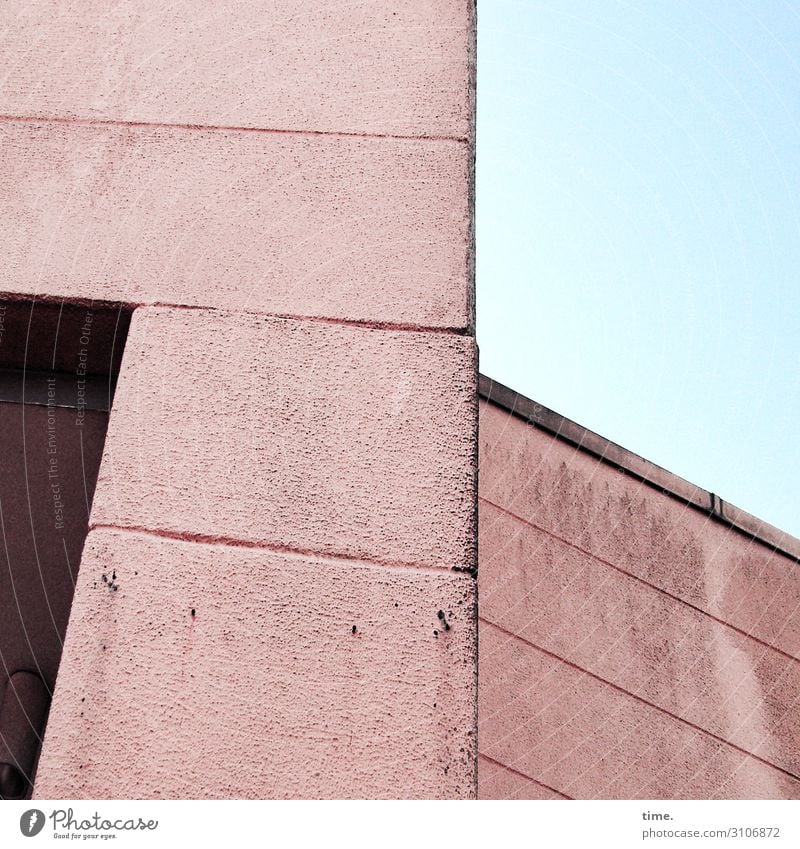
[481,617,800,785]
[0,295,471,337]
[88,523,470,577]
[478,753,573,799]
[480,496,800,665]
[141,303,470,335]
[0,113,468,144]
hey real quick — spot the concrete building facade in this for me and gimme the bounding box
[479,378,800,800]
[0,1,479,799]
[1,1,798,802]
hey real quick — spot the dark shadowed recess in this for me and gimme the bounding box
[0,299,132,799]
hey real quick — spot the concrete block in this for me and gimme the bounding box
[480,504,800,777]
[479,756,566,800]
[35,528,477,798]
[0,0,475,139]
[92,308,477,570]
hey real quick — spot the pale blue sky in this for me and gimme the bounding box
[476,0,800,538]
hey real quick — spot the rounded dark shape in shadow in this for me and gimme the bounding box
[0,762,27,799]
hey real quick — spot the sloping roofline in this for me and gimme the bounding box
[479,374,800,564]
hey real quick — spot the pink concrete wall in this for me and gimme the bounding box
[0,0,475,329]
[35,529,476,799]
[478,398,800,800]
[89,309,477,570]
[0,123,471,328]
[0,1,477,798]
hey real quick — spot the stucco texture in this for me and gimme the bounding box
[478,399,800,799]
[0,1,474,139]
[0,122,470,329]
[34,528,477,799]
[91,308,477,572]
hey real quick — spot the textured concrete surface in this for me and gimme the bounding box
[8,0,478,799]
[478,397,800,799]
[480,401,800,657]
[0,1,474,139]
[34,528,477,799]
[0,403,107,691]
[480,624,800,800]
[0,121,470,329]
[91,308,477,571]
[479,375,800,564]
[479,756,567,800]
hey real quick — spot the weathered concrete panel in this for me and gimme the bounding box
[479,401,800,657]
[479,623,800,800]
[0,1,474,139]
[481,503,800,777]
[35,528,477,798]
[479,756,566,800]
[0,121,470,328]
[92,308,477,571]
[478,397,800,799]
